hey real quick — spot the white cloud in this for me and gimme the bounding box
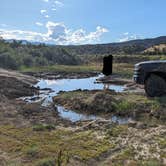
[119,33,141,42]
[42,0,49,2]
[0,21,109,45]
[123,32,129,35]
[35,22,43,26]
[40,9,47,14]
[1,24,7,27]
[86,26,108,41]
[51,8,57,11]
[46,21,66,38]
[0,29,45,42]
[46,23,109,45]
[44,15,50,18]
[54,1,64,7]
[40,0,63,18]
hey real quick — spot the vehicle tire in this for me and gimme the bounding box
[145,74,166,97]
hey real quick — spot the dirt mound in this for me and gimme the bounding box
[0,68,37,84]
[54,90,117,114]
[0,69,38,99]
[85,91,117,112]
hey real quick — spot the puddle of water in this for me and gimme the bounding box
[57,106,97,122]
[34,75,124,105]
[57,106,132,124]
[35,75,124,93]
[21,75,127,122]
[20,90,51,103]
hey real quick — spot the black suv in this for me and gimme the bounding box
[134,60,166,97]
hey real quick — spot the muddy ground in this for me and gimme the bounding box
[0,69,38,99]
[54,89,166,121]
[0,69,166,166]
[0,69,72,126]
[23,71,99,80]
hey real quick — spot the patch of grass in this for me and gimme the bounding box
[55,90,166,121]
[106,125,128,137]
[20,63,134,79]
[113,63,133,79]
[156,137,166,149]
[154,96,166,105]
[0,125,113,165]
[150,101,161,112]
[36,158,55,166]
[160,150,166,158]
[149,146,157,153]
[120,147,135,159]
[114,93,166,119]
[111,147,136,164]
[26,145,39,158]
[20,64,101,73]
[55,90,118,114]
[33,124,56,131]
[57,90,89,100]
[139,159,162,166]
[115,100,135,113]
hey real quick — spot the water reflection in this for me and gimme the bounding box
[57,106,131,124]
[32,75,124,105]
[21,75,127,122]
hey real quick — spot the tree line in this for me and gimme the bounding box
[0,39,81,70]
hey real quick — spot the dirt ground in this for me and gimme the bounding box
[0,69,72,126]
[22,71,99,80]
[0,69,166,166]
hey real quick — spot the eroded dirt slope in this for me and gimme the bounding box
[0,68,38,99]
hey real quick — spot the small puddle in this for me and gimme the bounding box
[21,75,128,122]
[57,106,132,124]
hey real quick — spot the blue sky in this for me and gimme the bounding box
[0,0,166,45]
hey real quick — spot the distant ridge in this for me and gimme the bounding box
[2,36,166,55]
[61,36,166,55]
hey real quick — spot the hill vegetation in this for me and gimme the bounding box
[64,36,166,55]
[0,38,81,70]
[0,36,166,70]
[143,44,166,55]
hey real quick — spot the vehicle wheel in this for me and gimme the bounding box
[145,74,166,97]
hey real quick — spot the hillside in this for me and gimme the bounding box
[143,44,166,55]
[0,39,81,70]
[61,36,166,55]
[0,36,166,70]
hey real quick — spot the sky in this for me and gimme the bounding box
[0,0,166,45]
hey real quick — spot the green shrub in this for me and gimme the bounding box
[33,124,55,131]
[26,145,39,158]
[36,158,55,166]
[115,100,135,112]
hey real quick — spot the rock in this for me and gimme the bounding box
[135,122,147,129]
[0,156,7,166]
[128,120,138,128]
[162,158,166,165]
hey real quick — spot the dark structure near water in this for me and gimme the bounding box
[102,55,113,76]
